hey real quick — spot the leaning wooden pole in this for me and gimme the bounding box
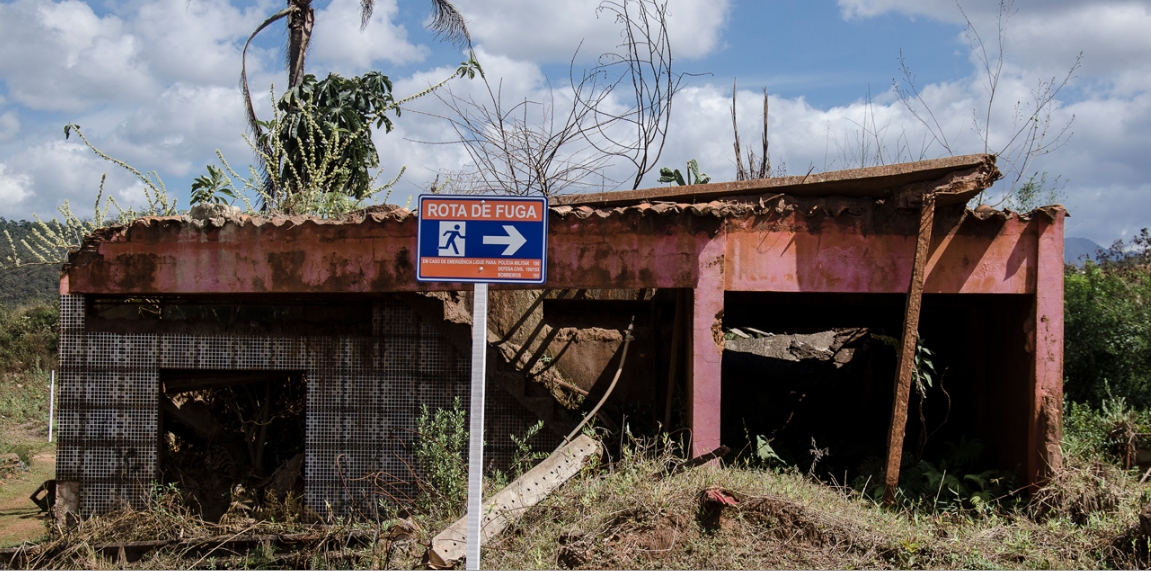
[882,191,936,506]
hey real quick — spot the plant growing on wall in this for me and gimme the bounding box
[415,397,468,515]
[658,159,710,186]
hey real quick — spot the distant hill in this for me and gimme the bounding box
[1065,237,1105,265]
[0,218,64,307]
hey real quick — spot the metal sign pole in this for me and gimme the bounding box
[414,194,546,569]
[465,283,489,570]
[48,370,55,443]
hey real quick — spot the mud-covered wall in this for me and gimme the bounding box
[54,293,552,518]
[60,195,1065,487]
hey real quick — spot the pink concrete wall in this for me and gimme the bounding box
[1030,211,1065,482]
[725,212,1039,294]
[63,205,1064,483]
[688,233,726,456]
[67,209,1043,297]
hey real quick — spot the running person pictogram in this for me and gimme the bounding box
[441,223,465,255]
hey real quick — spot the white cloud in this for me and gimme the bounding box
[0,0,157,112]
[1007,2,1151,94]
[0,0,1144,249]
[310,0,429,74]
[0,113,20,145]
[0,164,32,206]
[455,0,730,63]
[102,82,256,178]
[837,1,1150,89]
[0,138,148,221]
[129,0,278,86]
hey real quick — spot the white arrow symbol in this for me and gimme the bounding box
[483,225,527,256]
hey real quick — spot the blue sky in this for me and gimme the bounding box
[0,0,1146,245]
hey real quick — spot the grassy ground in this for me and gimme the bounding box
[477,440,1151,570]
[0,413,56,549]
[5,436,1150,569]
[0,440,55,549]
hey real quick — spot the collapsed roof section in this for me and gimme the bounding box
[554,154,1002,208]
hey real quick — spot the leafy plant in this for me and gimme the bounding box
[852,435,1018,512]
[870,333,937,395]
[738,421,786,470]
[658,159,710,186]
[414,397,468,515]
[189,165,237,206]
[1006,171,1066,211]
[258,72,396,202]
[510,420,548,478]
[1064,229,1151,408]
[912,337,937,390]
[2,124,179,268]
[0,299,58,375]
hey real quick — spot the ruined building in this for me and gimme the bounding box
[54,154,1064,517]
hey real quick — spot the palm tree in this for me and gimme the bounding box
[240,0,470,138]
[237,0,470,207]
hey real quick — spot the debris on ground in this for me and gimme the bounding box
[426,434,601,569]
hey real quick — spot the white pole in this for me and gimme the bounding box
[48,370,55,443]
[466,283,488,570]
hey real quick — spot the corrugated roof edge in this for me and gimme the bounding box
[552,153,1000,208]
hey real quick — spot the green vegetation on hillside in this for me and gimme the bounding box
[0,219,63,306]
[0,300,57,437]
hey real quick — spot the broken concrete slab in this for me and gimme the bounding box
[724,328,867,366]
[425,434,600,569]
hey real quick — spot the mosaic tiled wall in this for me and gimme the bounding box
[57,294,552,516]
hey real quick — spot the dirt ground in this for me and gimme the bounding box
[0,423,55,548]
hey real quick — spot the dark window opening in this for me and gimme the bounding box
[159,369,307,521]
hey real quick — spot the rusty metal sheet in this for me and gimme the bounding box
[554,154,999,208]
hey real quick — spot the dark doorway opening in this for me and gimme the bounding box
[721,292,1033,494]
[159,369,307,521]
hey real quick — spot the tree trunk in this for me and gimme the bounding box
[287,0,314,89]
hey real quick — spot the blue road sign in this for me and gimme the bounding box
[416,195,548,284]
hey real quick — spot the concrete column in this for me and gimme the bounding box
[688,232,726,457]
[1029,210,1065,484]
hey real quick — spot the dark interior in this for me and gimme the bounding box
[158,369,307,521]
[720,291,1033,485]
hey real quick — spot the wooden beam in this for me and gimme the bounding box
[883,191,936,506]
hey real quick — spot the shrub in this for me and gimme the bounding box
[1064,229,1151,408]
[414,397,468,516]
[0,299,58,375]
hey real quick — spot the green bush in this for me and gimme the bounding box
[0,299,58,375]
[415,397,468,516]
[1064,392,1151,466]
[1064,229,1151,408]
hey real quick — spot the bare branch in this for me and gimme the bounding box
[731,79,771,181]
[894,0,1078,205]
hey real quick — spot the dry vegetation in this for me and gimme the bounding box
[2,274,1151,569]
[4,433,1151,570]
